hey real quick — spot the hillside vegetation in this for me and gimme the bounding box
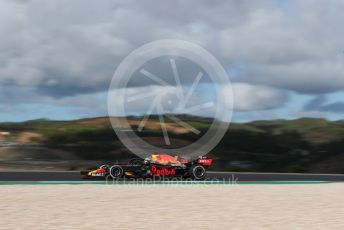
[1,116,344,173]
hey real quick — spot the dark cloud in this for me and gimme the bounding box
[0,0,343,118]
[320,102,344,113]
[304,95,327,111]
[1,0,343,97]
[304,95,344,113]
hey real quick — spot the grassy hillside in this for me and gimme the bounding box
[1,116,344,173]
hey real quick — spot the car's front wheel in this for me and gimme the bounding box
[109,165,124,179]
[189,165,206,180]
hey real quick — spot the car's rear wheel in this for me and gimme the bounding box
[109,165,124,179]
[189,165,206,180]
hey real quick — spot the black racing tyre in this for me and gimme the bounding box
[109,165,124,179]
[189,165,206,180]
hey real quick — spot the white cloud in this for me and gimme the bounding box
[220,83,288,111]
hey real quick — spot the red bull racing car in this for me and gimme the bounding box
[80,154,213,180]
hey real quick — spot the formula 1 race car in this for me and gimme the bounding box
[80,154,213,180]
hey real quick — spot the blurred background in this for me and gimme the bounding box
[0,0,343,172]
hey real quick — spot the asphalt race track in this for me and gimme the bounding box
[1,171,344,182]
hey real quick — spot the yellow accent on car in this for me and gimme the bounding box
[88,170,96,176]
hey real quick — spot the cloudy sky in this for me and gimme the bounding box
[0,0,343,122]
